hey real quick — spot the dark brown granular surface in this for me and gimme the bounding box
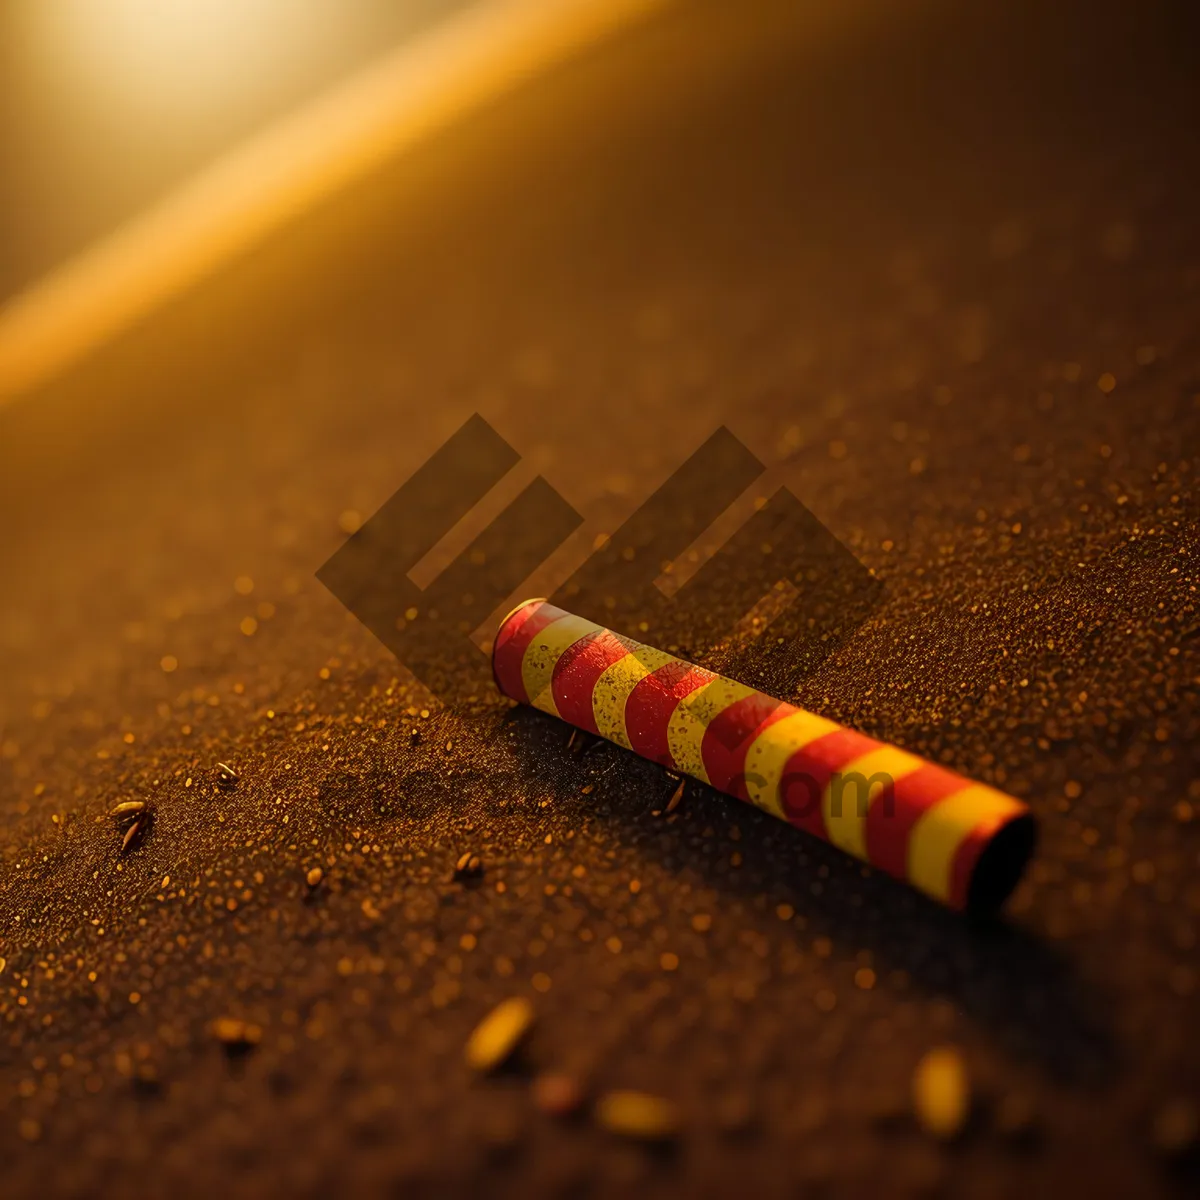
[0,1,1198,1195]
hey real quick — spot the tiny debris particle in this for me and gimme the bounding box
[455,852,483,879]
[109,800,146,816]
[594,1090,680,1141]
[465,996,535,1072]
[211,1017,263,1051]
[533,1072,584,1117]
[665,779,685,813]
[120,819,145,855]
[1152,1097,1198,1157]
[410,728,421,746]
[913,1046,970,1140]
[305,866,324,888]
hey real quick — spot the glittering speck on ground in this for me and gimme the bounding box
[0,0,1198,1195]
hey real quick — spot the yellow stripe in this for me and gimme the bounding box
[906,784,1025,902]
[665,675,756,783]
[520,612,601,718]
[592,642,678,749]
[822,746,924,862]
[743,709,839,820]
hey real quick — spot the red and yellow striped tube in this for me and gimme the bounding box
[493,599,1036,911]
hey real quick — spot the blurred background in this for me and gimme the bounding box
[0,1,1197,1196]
[0,0,472,301]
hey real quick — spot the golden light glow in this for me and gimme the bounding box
[0,0,671,402]
[15,0,321,123]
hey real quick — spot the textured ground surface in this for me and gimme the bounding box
[1,0,1198,1195]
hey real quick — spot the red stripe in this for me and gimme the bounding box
[864,763,967,886]
[777,727,880,837]
[624,660,714,768]
[551,629,630,734]
[701,692,792,799]
[491,600,563,704]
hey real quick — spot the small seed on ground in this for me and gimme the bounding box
[465,996,534,1072]
[120,819,145,854]
[533,1072,584,1117]
[305,866,323,888]
[216,762,239,790]
[110,800,146,816]
[211,1017,262,1048]
[913,1046,970,1140]
[455,852,483,879]
[665,780,685,813]
[594,1090,680,1141]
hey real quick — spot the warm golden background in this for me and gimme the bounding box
[0,1,1197,1196]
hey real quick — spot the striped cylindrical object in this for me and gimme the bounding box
[493,599,1036,911]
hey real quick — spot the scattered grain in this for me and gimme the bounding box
[465,996,535,1072]
[595,1090,680,1141]
[913,1046,970,1140]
